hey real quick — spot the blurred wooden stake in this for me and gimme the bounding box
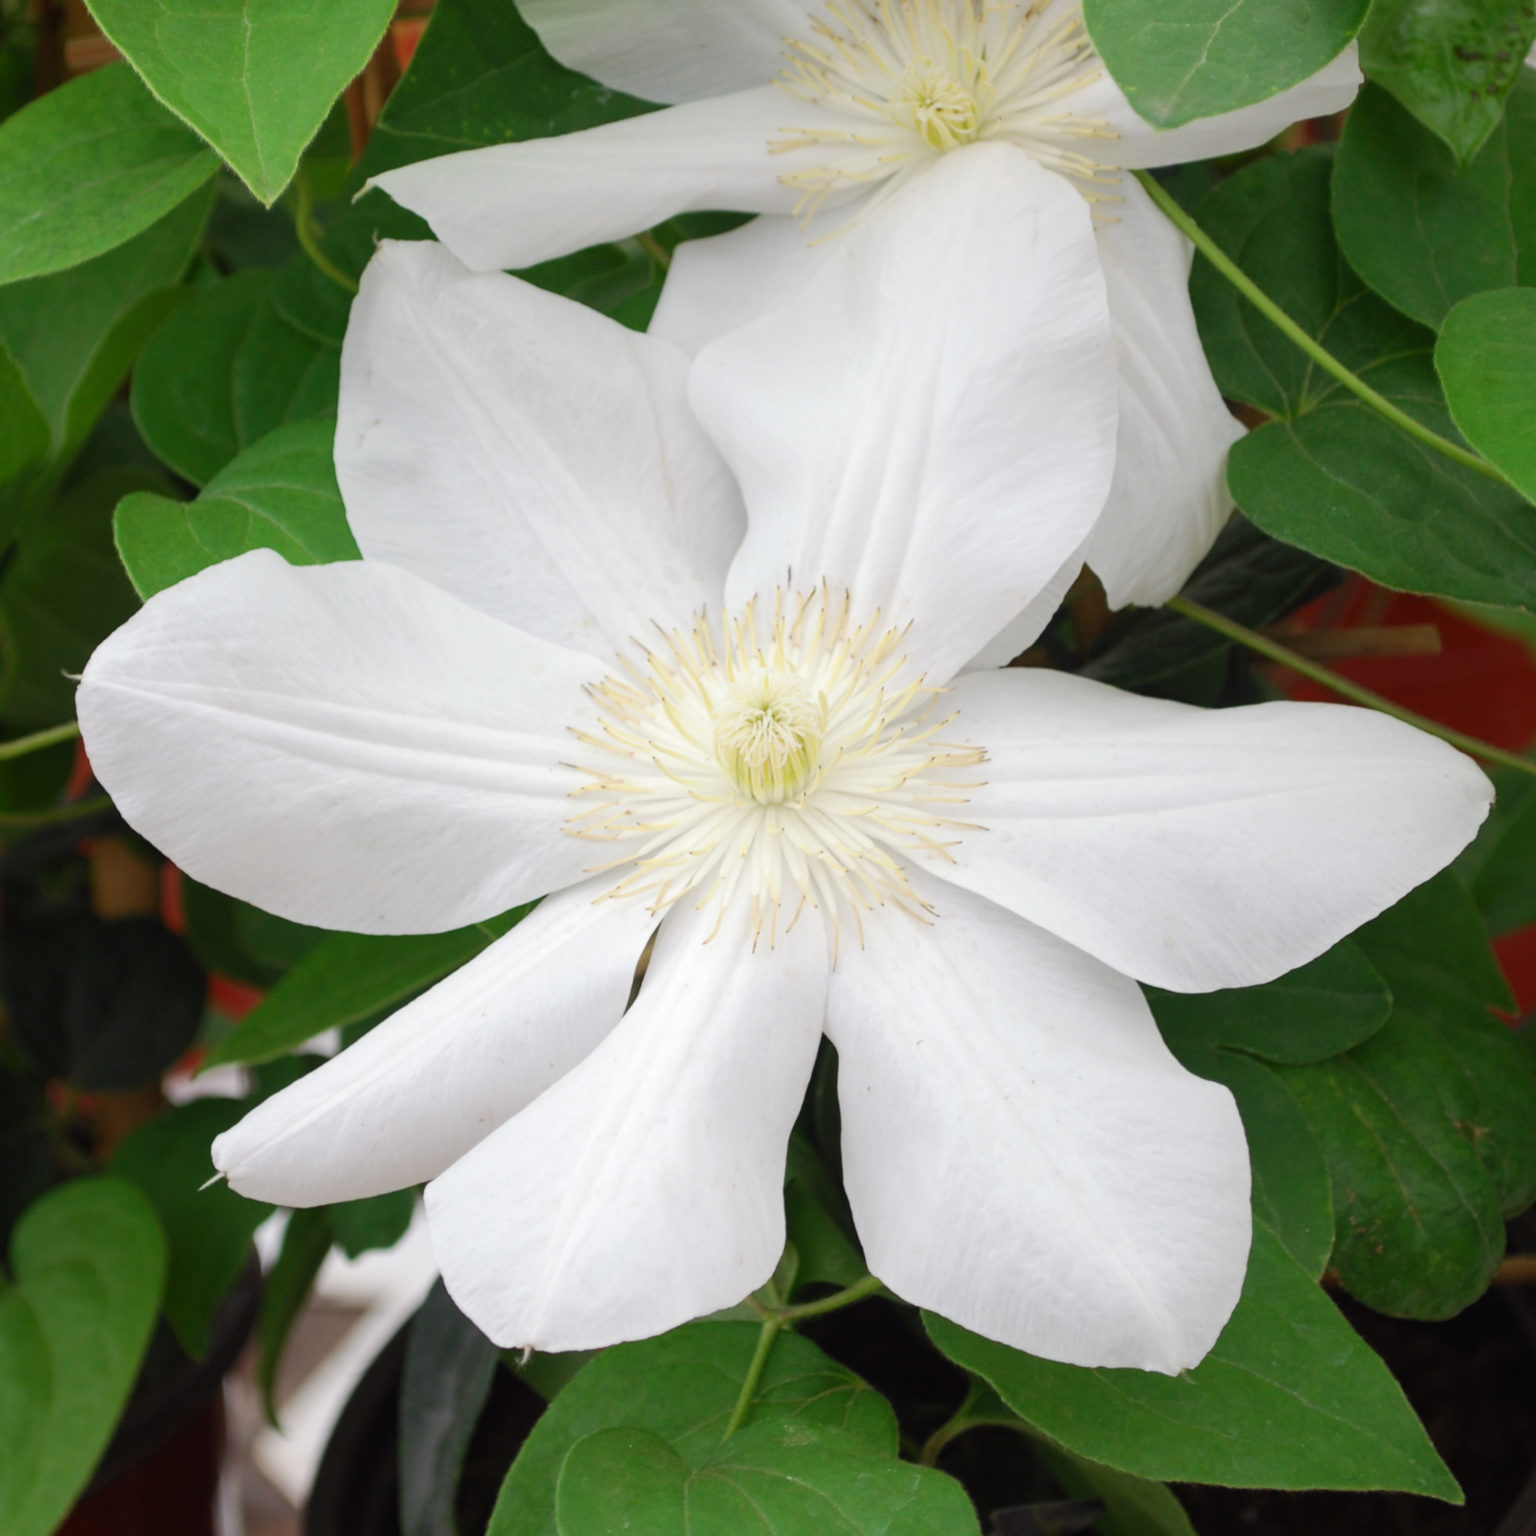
[1266,623,1443,662]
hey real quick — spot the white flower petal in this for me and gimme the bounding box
[370,88,830,274]
[1088,44,1362,169]
[827,875,1250,1373]
[212,879,656,1204]
[425,898,831,1351]
[1082,178,1245,609]
[650,212,833,355]
[963,547,1086,670]
[933,669,1493,991]
[523,0,809,103]
[339,241,743,656]
[78,552,603,934]
[690,146,1118,686]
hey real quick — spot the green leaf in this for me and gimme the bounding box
[258,1206,331,1425]
[400,1280,499,1536]
[329,1189,415,1259]
[1081,0,1368,129]
[132,267,341,486]
[1334,81,1527,328]
[1147,943,1392,1277]
[0,63,216,285]
[784,1135,866,1294]
[0,182,210,510]
[1438,286,1536,501]
[0,348,47,496]
[1148,941,1392,1066]
[181,877,326,989]
[1029,1436,1197,1536]
[924,1223,1460,1500]
[114,416,358,600]
[87,0,397,204]
[489,1321,900,1536]
[360,0,651,181]
[1280,874,1536,1317]
[203,912,525,1069]
[555,1421,978,1536]
[1454,766,1536,933]
[111,1099,271,1357]
[0,1179,167,1536]
[1360,0,1536,163]
[0,467,150,733]
[1190,148,1536,607]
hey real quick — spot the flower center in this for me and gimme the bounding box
[713,667,824,804]
[564,589,986,947]
[772,0,1118,217]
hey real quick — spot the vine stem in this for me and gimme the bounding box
[291,169,359,295]
[1133,170,1506,487]
[0,720,79,761]
[723,1273,885,1441]
[1168,595,1536,779]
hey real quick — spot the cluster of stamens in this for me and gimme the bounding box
[772,0,1121,217]
[564,588,986,950]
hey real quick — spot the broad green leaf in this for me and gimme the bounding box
[132,268,341,486]
[329,1189,415,1259]
[359,0,651,181]
[924,1223,1459,1500]
[87,0,396,204]
[0,467,151,732]
[257,1206,331,1425]
[181,877,326,989]
[111,1099,271,1357]
[1281,874,1536,1317]
[1360,0,1536,162]
[1029,1435,1197,1536]
[1455,766,1536,933]
[0,63,216,284]
[0,347,47,496]
[1191,148,1536,607]
[555,1421,979,1536]
[1081,0,1367,128]
[489,1321,899,1536]
[1334,82,1527,328]
[783,1135,866,1294]
[1438,286,1536,501]
[400,1280,499,1536]
[0,1179,167,1536]
[1147,943,1391,1276]
[1148,942,1392,1066]
[114,416,358,600]
[0,183,210,512]
[203,911,526,1069]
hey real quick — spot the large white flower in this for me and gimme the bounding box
[370,0,1361,612]
[80,154,1484,1375]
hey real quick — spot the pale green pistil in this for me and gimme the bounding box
[713,668,825,805]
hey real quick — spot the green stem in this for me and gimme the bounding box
[291,169,359,295]
[724,1274,883,1440]
[0,720,78,761]
[1168,595,1536,778]
[918,1380,986,1467]
[774,1272,885,1322]
[1133,171,1505,486]
[724,1314,783,1440]
[0,794,113,830]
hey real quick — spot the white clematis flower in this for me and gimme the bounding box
[370,0,1361,612]
[80,156,1485,1376]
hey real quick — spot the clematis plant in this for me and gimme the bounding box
[370,0,1361,614]
[76,149,1491,1376]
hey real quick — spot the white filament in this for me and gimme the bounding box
[773,0,1120,216]
[564,588,987,949]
